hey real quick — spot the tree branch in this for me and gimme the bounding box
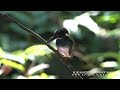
[0,12,83,79]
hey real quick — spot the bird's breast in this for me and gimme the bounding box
[56,36,73,58]
[57,46,71,58]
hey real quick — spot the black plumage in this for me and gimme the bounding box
[47,28,73,58]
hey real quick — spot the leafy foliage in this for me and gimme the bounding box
[0,11,120,79]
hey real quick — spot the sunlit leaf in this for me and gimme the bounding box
[12,50,27,60]
[27,63,49,75]
[28,73,49,79]
[28,75,41,79]
[0,59,25,72]
[48,76,56,79]
[25,45,52,57]
[3,53,25,64]
[106,70,120,79]
[16,75,28,79]
[100,61,119,68]
[40,72,48,79]
[100,14,119,23]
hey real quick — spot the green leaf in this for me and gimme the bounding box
[25,45,52,57]
[12,50,27,61]
[106,70,120,79]
[0,59,25,72]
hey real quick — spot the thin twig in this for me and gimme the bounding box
[0,12,83,79]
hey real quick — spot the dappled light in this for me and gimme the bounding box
[63,20,78,32]
[27,63,49,75]
[0,11,120,79]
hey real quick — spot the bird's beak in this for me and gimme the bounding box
[47,36,56,43]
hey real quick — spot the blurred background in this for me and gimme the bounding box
[0,11,120,79]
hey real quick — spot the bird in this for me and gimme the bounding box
[47,28,74,63]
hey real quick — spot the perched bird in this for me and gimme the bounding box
[47,28,74,61]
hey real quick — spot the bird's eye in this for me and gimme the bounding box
[65,33,69,36]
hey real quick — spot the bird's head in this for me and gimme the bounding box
[54,28,69,38]
[47,28,69,43]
